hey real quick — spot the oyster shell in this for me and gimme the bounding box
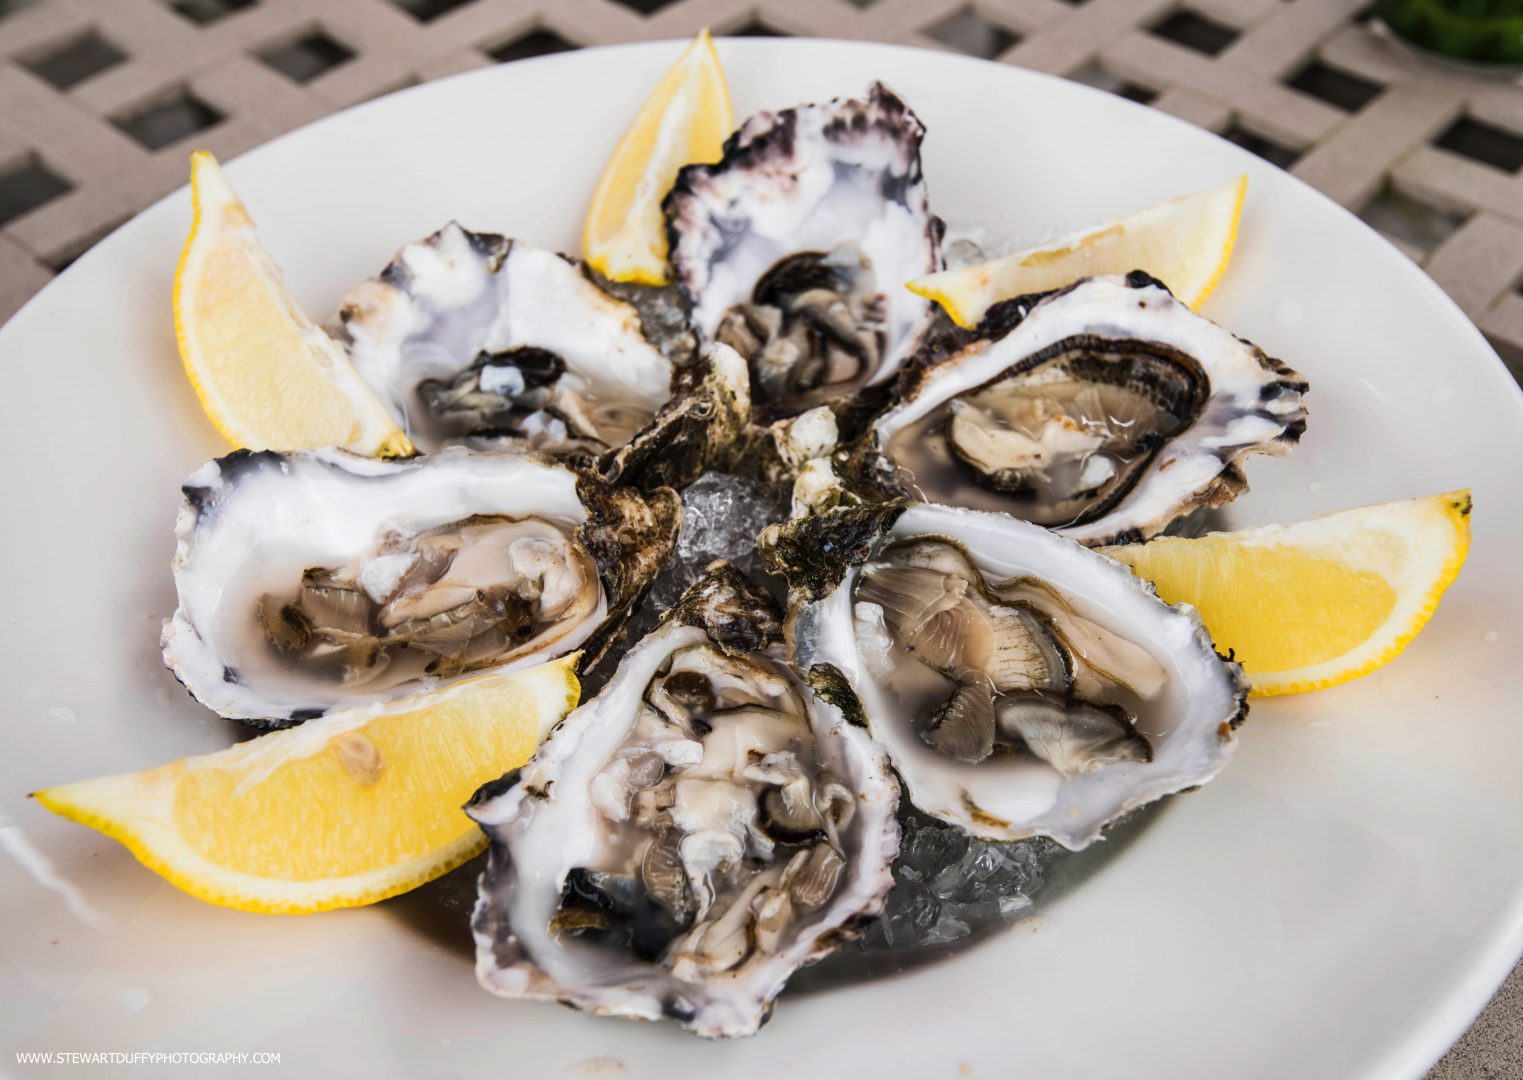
[337,224,683,459]
[838,273,1309,544]
[763,503,1248,849]
[666,83,942,423]
[162,447,678,727]
[595,342,751,492]
[468,564,900,1037]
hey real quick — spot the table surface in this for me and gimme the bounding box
[1,0,1519,1074]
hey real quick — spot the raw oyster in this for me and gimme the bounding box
[666,83,942,423]
[838,273,1309,545]
[336,224,677,458]
[762,503,1248,849]
[162,448,678,727]
[468,564,900,1038]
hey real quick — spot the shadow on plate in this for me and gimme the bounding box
[384,852,485,962]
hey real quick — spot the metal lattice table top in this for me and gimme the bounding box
[1,0,1520,1074]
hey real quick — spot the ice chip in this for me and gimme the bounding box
[645,472,788,615]
[882,881,941,949]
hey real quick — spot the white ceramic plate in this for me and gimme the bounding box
[3,39,1521,1079]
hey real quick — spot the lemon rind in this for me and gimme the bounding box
[1184,173,1247,311]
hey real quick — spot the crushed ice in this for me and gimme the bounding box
[643,471,788,617]
[583,472,788,693]
[867,805,1050,951]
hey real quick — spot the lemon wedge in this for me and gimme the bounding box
[33,658,579,913]
[909,175,1248,329]
[582,30,733,285]
[174,151,411,457]
[1102,492,1471,697]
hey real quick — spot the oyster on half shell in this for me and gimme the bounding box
[469,564,899,1037]
[835,273,1308,545]
[762,503,1248,849]
[335,224,745,482]
[162,448,678,727]
[666,83,942,423]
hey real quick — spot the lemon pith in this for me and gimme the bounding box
[33,658,580,914]
[909,175,1248,329]
[1102,491,1471,697]
[174,150,412,457]
[582,30,734,284]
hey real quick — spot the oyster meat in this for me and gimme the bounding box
[337,224,676,457]
[469,565,899,1037]
[162,448,678,726]
[666,83,942,421]
[763,503,1248,849]
[846,273,1308,544]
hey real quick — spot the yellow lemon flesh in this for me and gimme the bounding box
[1102,492,1471,697]
[33,658,579,913]
[582,29,733,285]
[909,175,1248,329]
[174,150,411,457]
